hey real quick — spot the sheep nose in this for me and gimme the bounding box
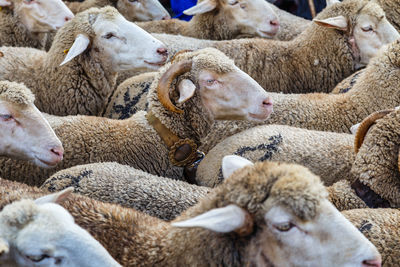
[362,259,382,267]
[157,47,169,57]
[162,15,171,20]
[262,97,273,108]
[270,19,279,27]
[50,146,64,162]
[65,16,73,22]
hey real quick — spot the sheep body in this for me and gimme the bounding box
[41,162,210,221]
[196,124,354,187]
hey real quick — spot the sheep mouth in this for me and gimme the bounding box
[144,60,167,67]
[258,30,277,38]
[249,112,270,121]
[35,156,59,168]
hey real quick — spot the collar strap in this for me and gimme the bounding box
[351,179,390,208]
[146,111,200,167]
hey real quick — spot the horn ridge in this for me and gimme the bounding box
[157,60,193,114]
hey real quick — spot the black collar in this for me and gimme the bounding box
[351,179,391,208]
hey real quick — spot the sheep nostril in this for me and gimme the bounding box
[50,147,64,160]
[65,16,72,22]
[270,20,279,27]
[157,47,168,57]
[162,15,171,20]
[362,259,382,267]
[262,98,273,107]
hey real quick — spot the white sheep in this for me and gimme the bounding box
[0,188,121,266]
[0,0,73,49]
[66,0,170,21]
[0,81,63,168]
[0,6,168,116]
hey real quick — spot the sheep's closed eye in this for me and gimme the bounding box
[361,26,374,32]
[229,0,239,5]
[128,0,138,2]
[103,33,116,39]
[26,254,50,262]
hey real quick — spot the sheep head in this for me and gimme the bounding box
[0,188,121,267]
[313,0,399,68]
[0,81,63,167]
[184,0,280,39]
[56,7,168,72]
[1,0,73,33]
[172,156,381,266]
[116,0,170,22]
[151,48,273,122]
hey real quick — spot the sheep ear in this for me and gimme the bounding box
[172,204,247,233]
[326,0,340,7]
[222,155,254,180]
[313,15,348,31]
[0,238,9,259]
[34,187,74,205]
[60,34,90,66]
[0,0,11,6]
[183,0,217,15]
[177,79,196,104]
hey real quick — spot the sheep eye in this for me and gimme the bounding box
[229,0,239,5]
[26,254,50,262]
[128,0,137,2]
[274,222,294,232]
[103,33,116,39]
[24,0,34,3]
[240,3,246,8]
[0,114,13,121]
[206,79,216,85]
[361,26,373,32]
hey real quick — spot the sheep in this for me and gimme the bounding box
[0,48,272,185]
[195,124,355,187]
[0,188,121,267]
[0,6,168,116]
[66,0,170,22]
[330,69,365,94]
[105,0,399,118]
[0,0,73,49]
[41,162,210,221]
[0,81,63,168]
[136,0,281,40]
[0,157,381,266]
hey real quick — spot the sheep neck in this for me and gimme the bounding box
[146,111,201,168]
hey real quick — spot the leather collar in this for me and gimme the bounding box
[146,111,202,168]
[351,179,391,208]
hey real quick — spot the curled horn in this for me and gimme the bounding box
[354,109,394,153]
[157,59,193,114]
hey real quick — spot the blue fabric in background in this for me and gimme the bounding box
[171,0,197,21]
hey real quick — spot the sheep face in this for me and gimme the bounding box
[0,100,63,168]
[174,157,381,266]
[260,201,381,267]
[7,0,74,32]
[0,189,121,267]
[116,0,170,21]
[184,0,279,38]
[352,4,399,66]
[196,67,273,121]
[91,12,168,72]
